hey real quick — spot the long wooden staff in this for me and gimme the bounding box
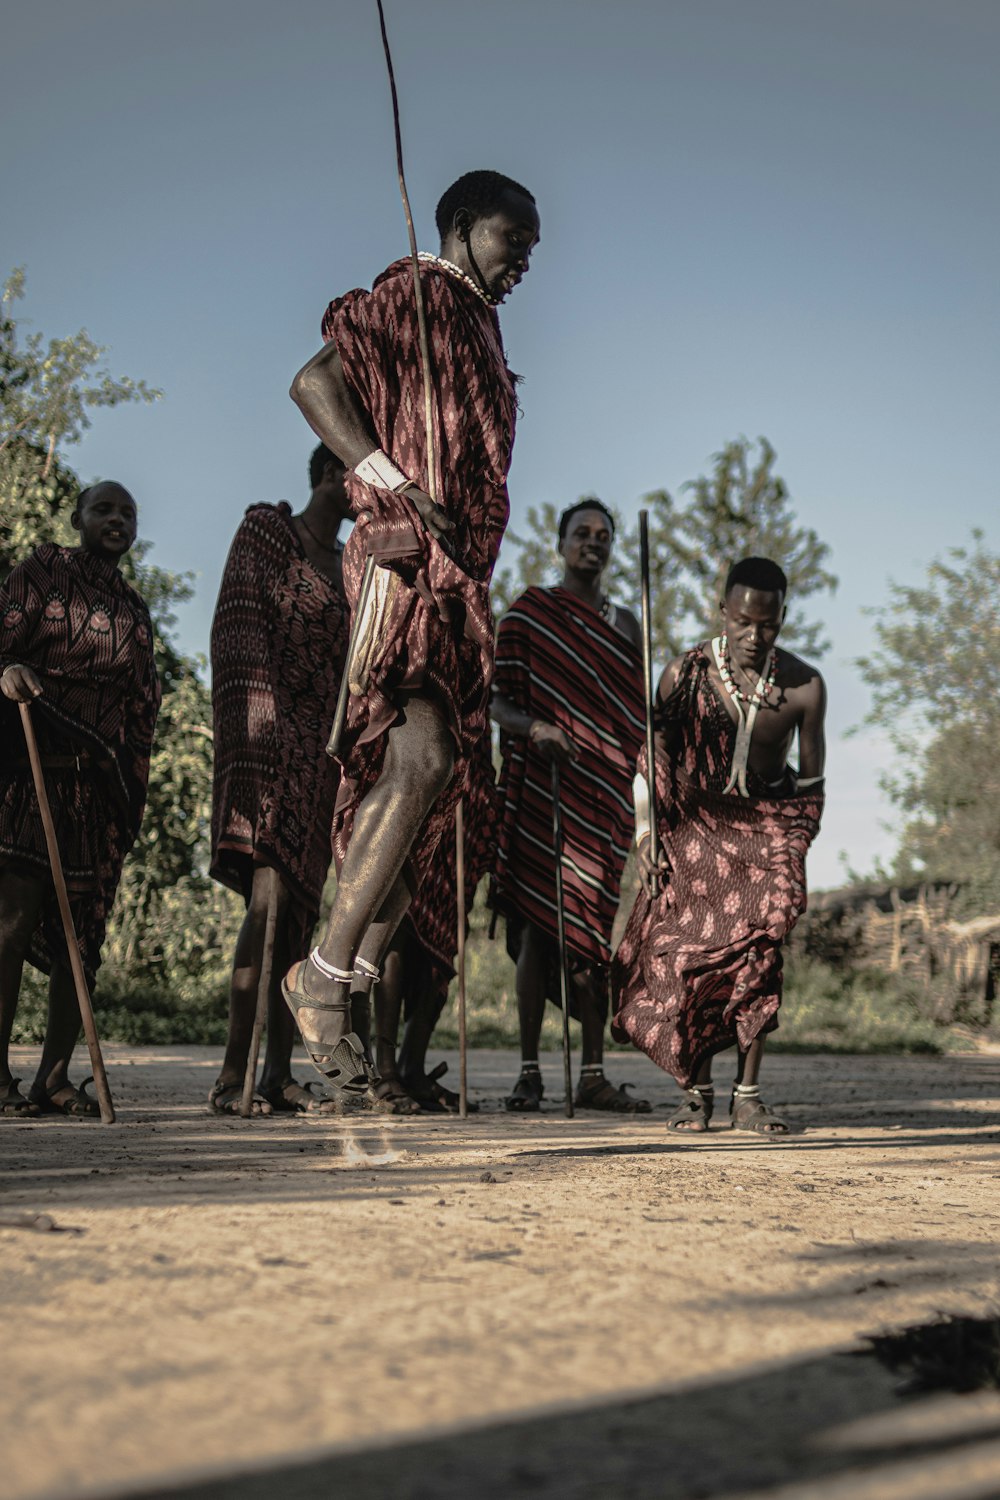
[328,2,440,759]
[455,797,468,1118]
[638,510,660,896]
[240,866,279,1118]
[18,703,115,1124]
[374,0,470,1103]
[550,763,574,1119]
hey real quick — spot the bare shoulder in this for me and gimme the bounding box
[777,647,825,702]
[613,605,642,651]
[656,651,689,701]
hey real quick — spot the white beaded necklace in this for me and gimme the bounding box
[417,252,498,307]
[712,636,777,797]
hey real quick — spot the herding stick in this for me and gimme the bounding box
[328,0,441,766]
[455,796,468,1119]
[550,763,574,1119]
[638,510,660,896]
[18,702,115,1124]
[240,865,279,1118]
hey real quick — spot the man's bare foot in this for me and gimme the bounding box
[208,1080,273,1116]
[259,1078,339,1115]
[29,1077,101,1118]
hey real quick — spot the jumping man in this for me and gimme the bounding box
[283,170,540,1091]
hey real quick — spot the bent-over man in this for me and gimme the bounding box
[208,444,351,1114]
[612,557,826,1134]
[492,500,649,1112]
[0,484,159,1116]
[282,170,541,1093]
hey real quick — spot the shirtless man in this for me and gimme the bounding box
[612,557,826,1133]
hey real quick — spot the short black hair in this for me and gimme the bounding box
[75,481,132,512]
[558,498,616,542]
[309,443,344,490]
[725,556,788,598]
[435,171,536,238]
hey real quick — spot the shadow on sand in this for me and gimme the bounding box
[109,1338,1000,1500]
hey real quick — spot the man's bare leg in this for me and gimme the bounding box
[285,696,454,1083]
[505,919,548,1110]
[212,866,303,1114]
[732,1033,788,1133]
[667,1053,716,1133]
[574,966,651,1112]
[0,869,45,1112]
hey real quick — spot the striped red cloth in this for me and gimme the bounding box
[492,586,644,966]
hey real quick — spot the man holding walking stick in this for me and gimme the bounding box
[281,171,540,1093]
[491,500,650,1114]
[0,483,159,1117]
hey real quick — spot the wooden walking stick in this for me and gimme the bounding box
[550,763,574,1119]
[328,2,441,759]
[240,865,279,1118]
[638,509,660,897]
[18,702,115,1124]
[455,797,468,1119]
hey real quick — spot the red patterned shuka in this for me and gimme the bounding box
[611,646,824,1087]
[321,258,516,888]
[209,504,349,951]
[492,586,645,969]
[0,544,160,981]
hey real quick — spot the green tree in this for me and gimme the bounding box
[1,266,160,573]
[494,439,837,661]
[855,533,1000,909]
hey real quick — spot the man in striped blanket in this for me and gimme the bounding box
[491,500,650,1112]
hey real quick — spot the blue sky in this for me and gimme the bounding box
[4,0,998,888]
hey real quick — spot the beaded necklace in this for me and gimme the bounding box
[711,636,778,797]
[417,252,499,307]
[717,633,777,708]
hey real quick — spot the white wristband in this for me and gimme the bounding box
[633,771,651,845]
[354,448,411,492]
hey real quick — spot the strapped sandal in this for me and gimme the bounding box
[401,1060,478,1115]
[574,1069,652,1114]
[505,1066,544,1113]
[366,1074,423,1115]
[259,1079,339,1115]
[1,1077,40,1117]
[730,1085,788,1135]
[208,1081,272,1117]
[30,1076,101,1118]
[666,1085,715,1132]
[281,951,371,1095]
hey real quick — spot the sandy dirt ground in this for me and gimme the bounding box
[2,1042,1000,1500]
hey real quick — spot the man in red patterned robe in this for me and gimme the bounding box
[612,557,826,1134]
[281,170,540,1094]
[491,501,650,1113]
[208,444,351,1115]
[0,483,159,1116]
